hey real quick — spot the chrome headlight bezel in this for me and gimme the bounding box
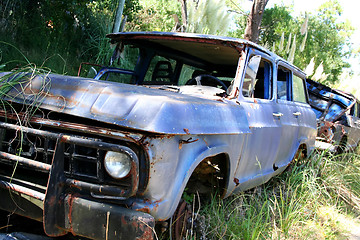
[104,147,137,179]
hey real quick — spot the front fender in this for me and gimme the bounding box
[129,135,238,220]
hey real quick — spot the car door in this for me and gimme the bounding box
[233,50,284,191]
[272,63,302,169]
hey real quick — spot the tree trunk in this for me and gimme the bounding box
[119,15,128,32]
[177,0,187,32]
[112,0,126,33]
[244,0,269,43]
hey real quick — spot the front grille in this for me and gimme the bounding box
[1,124,121,185]
[0,121,139,200]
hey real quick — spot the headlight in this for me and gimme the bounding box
[104,149,134,179]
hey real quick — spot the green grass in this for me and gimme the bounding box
[193,150,360,240]
[0,65,52,187]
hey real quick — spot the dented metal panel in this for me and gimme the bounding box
[306,79,360,151]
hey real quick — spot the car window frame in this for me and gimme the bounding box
[276,60,309,104]
[292,74,308,104]
[239,48,275,101]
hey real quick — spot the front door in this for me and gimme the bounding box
[233,51,283,191]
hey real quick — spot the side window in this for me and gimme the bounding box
[352,102,359,118]
[277,67,290,101]
[242,55,272,99]
[292,75,307,103]
[242,55,260,98]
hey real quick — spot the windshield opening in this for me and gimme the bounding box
[89,41,240,95]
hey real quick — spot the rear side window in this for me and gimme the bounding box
[277,67,290,101]
[292,75,307,103]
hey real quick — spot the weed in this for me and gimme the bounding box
[198,150,360,240]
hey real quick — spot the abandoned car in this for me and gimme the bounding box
[0,32,316,239]
[306,79,360,152]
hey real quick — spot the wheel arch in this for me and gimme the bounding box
[167,146,232,219]
[185,152,231,198]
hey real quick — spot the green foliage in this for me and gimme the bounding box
[126,0,181,32]
[200,150,360,239]
[259,1,354,84]
[0,0,141,75]
[187,0,232,35]
[230,1,354,84]
[1,0,90,74]
[259,5,295,46]
[0,0,355,84]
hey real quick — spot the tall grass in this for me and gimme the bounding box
[0,65,51,187]
[198,150,360,239]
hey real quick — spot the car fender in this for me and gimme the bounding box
[130,138,236,220]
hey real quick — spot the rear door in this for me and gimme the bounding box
[273,62,307,169]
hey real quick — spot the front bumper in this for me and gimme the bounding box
[0,187,154,240]
[64,196,154,240]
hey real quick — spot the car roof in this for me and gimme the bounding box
[107,31,304,74]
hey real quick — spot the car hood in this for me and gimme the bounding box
[1,73,250,135]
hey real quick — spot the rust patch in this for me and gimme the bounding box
[318,121,335,143]
[179,137,198,149]
[66,195,77,235]
[68,180,82,190]
[137,222,154,240]
[121,216,127,226]
[142,141,150,151]
[233,178,240,186]
[183,128,190,135]
[135,206,150,214]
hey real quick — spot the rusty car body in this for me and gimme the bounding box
[306,78,360,152]
[0,32,316,239]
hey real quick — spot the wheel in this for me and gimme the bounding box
[171,200,192,240]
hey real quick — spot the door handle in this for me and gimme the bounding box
[273,112,283,118]
[293,112,301,117]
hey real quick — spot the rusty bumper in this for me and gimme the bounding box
[0,186,154,240]
[62,196,155,240]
